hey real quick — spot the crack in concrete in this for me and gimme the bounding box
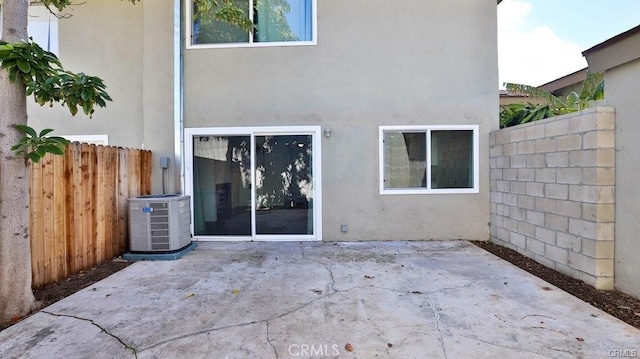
[265,321,279,359]
[140,249,347,355]
[450,332,559,359]
[425,297,448,359]
[41,310,138,358]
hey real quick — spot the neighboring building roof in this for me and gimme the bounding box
[538,67,587,94]
[582,24,640,73]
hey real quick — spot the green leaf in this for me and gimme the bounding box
[14,125,38,137]
[39,128,55,137]
[16,59,31,73]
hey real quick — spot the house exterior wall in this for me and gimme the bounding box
[602,59,640,298]
[184,0,498,241]
[26,0,498,241]
[489,108,616,290]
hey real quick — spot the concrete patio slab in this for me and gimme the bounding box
[1,240,638,358]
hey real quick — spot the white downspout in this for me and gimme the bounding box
[174,0,185,194]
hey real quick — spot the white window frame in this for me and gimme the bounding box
[184,126,322,241]
[186,0,317,49]
[60,134,109,146]
[379,125,479,195]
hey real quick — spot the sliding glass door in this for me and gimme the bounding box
[185,127,321,241]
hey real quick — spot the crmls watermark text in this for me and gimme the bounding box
[608,349,638,357]
[288,344,340,357]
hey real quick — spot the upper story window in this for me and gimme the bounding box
[187,0,317,49]
[0,5,59,55]
[379,125,480,194]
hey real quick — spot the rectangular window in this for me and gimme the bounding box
[0,5,59,55]
[187,0,317,48]
[379,125,479,194]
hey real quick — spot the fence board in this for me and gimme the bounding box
[29,143,152,288]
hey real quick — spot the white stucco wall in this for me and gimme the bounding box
[602,59,640,298]
[184,0,499,240]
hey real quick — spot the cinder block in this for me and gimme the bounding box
[503,142,518,156]
[494,130,510,145]
[568,251,595,273]
[496,156,510,169]
[535,226,556,245]
[592,276,614,290]
[596,111,616,130]
[517,140,536,154]
[582,239,615,259]
[535,197,556,213]
[569,150,597,167]
[596,167,615,186]
[557,134,582,151]
[527,154,547,168]
[545,244,568,264]
[535,137,557,153]
[569,218,596,240]
[554,262,579,278]
[535,168,557,183]
[489,131,497,146]
[490,191,503,204]
[546,214,569,232]
[533,254,557,270]
[510,206,525,221]
[510,181,526,195]
[511,155,526,168]
[545,184,569,200]
[509,127,526,142]
[555,200,582,218]
[545,119,570,137]
[557,232,581,252]
[526,237,545,255]
[503,193,517,206]
[490,145,502,157]
[569,113,597,133]
[597,186,615,204]
[596,223,615,241]
[594,258,614,277]
[503,168,518,181]
[518,221,536,237]
[489,157,497,169]
[518,168,535,182]
[569,185,598,204]
[526,210,545,226]
[496,227,510,242]
[557,168,582,184]
[546,152,569,167]
[596,204,615,223]
[526,182,545,197]
[517,195,535,210]
[490,168,503,181]
[510,232,526,248]
[597,149,615,167]
[496,180,510,192]
[491,214,503,228]
[525,124,546,140]
[503,217,518,232]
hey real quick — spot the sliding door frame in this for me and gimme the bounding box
[184,126,322,241]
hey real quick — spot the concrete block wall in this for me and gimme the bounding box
[489,107,615,289]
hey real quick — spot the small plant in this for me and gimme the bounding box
[500,71,604,128]
[10,125,70,165]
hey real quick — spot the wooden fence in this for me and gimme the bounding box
[29,143,152,288]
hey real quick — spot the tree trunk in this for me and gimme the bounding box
[0,0,38,325]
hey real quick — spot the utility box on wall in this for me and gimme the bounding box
[129,195,191,252]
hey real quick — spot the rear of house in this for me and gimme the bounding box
[26,0,499,242]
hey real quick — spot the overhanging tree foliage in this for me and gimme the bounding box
[500,71,604,128]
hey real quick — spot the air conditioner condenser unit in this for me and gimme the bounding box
[129,194,191,252]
